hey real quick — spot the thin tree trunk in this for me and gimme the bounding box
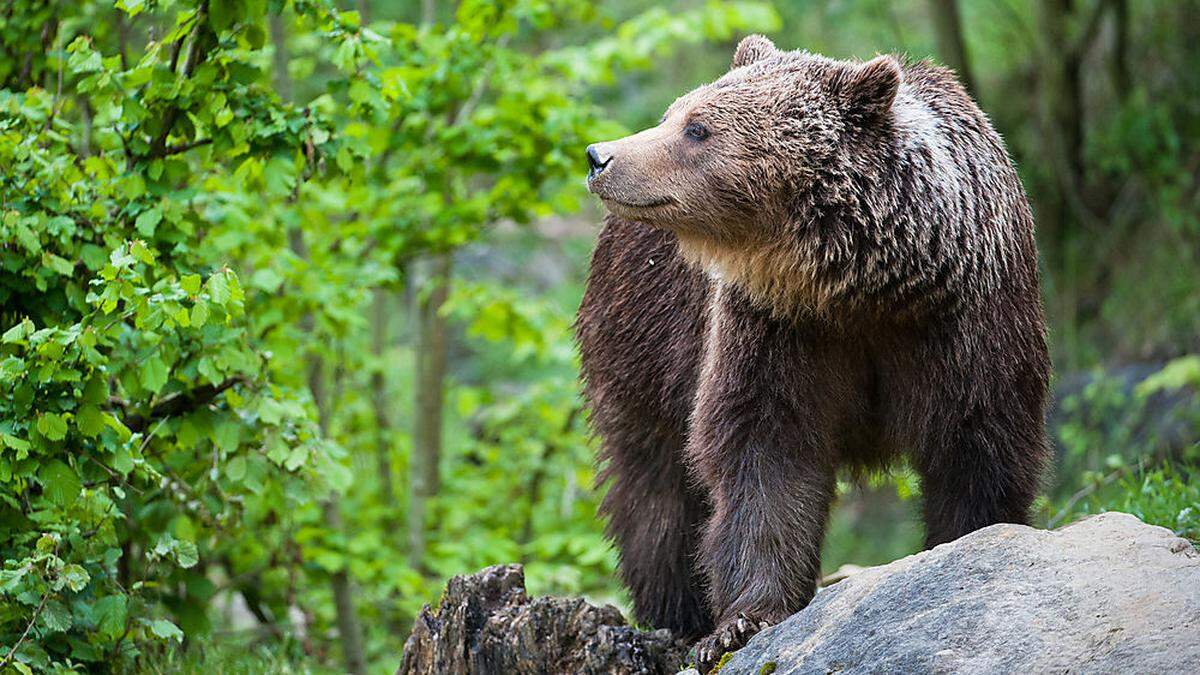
[1035,0,1086,262]
[275,17,366,674]
[422,0,435,25]
[408,253,451,572]
[372,288,396,508]
[269,15,292,102]
[927,0,977,96]
[323,503,367,675]
[290,232,368,675]
[1109,0,1130,101]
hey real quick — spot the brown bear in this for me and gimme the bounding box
[574,35,1050,671]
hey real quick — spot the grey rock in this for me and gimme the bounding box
[710,512,1200,674]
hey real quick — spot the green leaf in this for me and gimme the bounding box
[60,564,90,592]
[130,240,156,265]
[257,397,285,425]
[209,0,240,33]
[39,460,81,507]
[103,413,133,442]
[206,273,230,305]
[249,267,283,293]
[211,419,241,452]
[41,600,72,633]
[1136,356,1200,397]
[2,318,34,343]
[284,444,308,471]
[83,375,108,404]
[94,595,127,639]
[181,274,202,294]
[76,405,104,437]
[266,434,289,465]
[37,412,69,441]
[174,540,199,569]
[226,455,247,482]
[116,0,147,17]
[42,252,76,276]
[1,433,31,454]
[141,356,169,393]
[0,356,24,382]
[191,300,210,327]
[135,208,162,237]
[148,618,184,641]
[111,446,134,475]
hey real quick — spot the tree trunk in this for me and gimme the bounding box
[927,0,977,97]
[268,15,292,103]
[289,232,369,675]
[322,500,368,675]
[275,18,367,673]
[1109,0,1130,101]
[1035,0,1086,262]
[408,253,452,571]
[372,288,396,508]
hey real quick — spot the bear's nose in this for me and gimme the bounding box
[586,144,612,178]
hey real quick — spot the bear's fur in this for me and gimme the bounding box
[575,36,1049,669]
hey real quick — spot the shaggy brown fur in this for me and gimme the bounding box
[576,35,1049,671]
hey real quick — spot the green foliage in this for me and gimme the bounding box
[0,0,347,668]
[1048,356,1199,541]
[1059,463,1200,545]
[1,0,777,671]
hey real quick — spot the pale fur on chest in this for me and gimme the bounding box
[678,234,855,321]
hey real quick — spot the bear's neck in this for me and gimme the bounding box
[676,230,857,321]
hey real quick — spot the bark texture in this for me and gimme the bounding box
[398,564,688,675]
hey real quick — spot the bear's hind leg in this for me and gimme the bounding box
[915,404,1048,548]
[599,432,713,640]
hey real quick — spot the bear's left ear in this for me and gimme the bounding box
[732,35,776,68]
[842,55,902,118]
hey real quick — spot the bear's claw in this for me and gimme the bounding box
[693,612,770,673]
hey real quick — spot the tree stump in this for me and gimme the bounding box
[398,564,688,674]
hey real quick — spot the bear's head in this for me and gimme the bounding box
[586,35,905,315]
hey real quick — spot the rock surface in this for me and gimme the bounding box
[397,564,687,674]
[709,512,1200,674]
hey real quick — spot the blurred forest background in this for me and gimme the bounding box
[1,0,1197,672]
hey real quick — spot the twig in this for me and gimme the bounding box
[151,137,213,158]
[150,3,210,158]
[518,406,581,557]
[0,532,58,671]
[123,376,247,432]
[1048,465,1129,528]
[42,24,65,133]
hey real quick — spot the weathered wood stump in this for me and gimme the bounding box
[398,564,688,674]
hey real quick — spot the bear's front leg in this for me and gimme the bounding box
[686,286,838,672]
[689,445,835,671]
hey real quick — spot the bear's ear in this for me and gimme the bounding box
[732,34,776,68]
[842,55,901,118]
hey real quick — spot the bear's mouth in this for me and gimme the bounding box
[601,196,673,209]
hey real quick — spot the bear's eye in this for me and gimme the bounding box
[684,122,710,141]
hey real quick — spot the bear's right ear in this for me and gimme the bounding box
[841,55,902,118]
[732,35,776,68]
